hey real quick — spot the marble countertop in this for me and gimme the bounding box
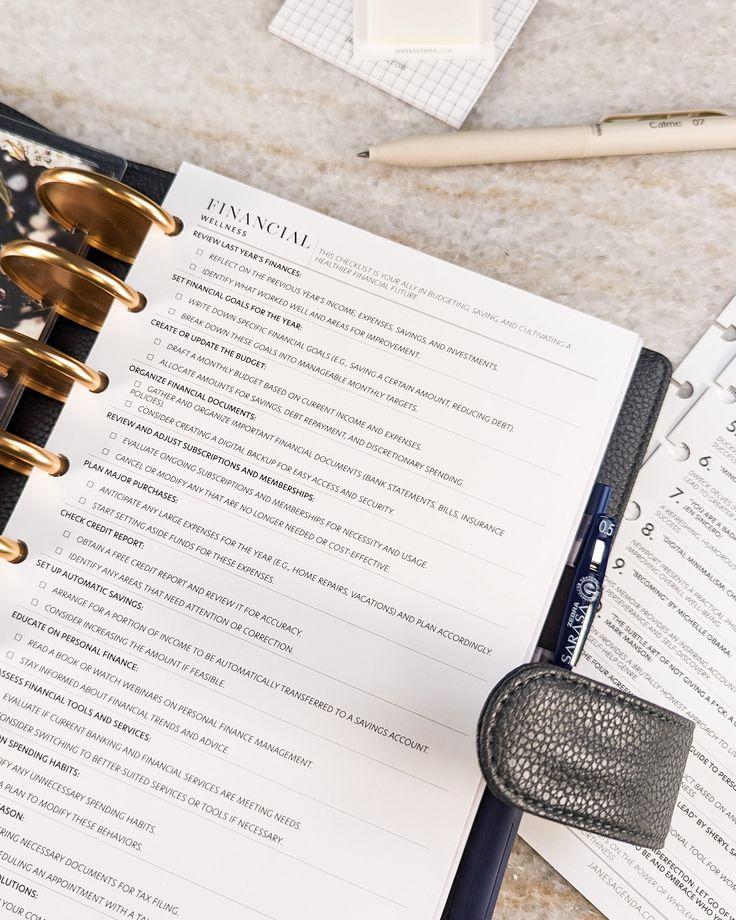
[2,0,735,917]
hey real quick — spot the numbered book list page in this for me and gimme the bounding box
[523,345,736,920]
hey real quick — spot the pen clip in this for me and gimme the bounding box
[598,108,736,124]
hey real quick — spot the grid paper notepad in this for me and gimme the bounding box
[269,0,538,127]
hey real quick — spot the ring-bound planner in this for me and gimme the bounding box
[0,101,680,920]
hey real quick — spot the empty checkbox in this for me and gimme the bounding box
[189,263,197,270]
[63,530,71,538]
[6,651,13,661]
[175,293,182,301]
[125,400,132,408]
[55,547,63,555]
[39,581,46,589]
[86,480,94,488]
[109,432,117,440]
[14,633,22,642]
[30,598,38,607]
[102,448,110,456]
[146,354,154,361]
[79,497,87,506]
[154,338,162,345]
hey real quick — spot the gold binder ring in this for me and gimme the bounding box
[0,431,68,477]
[0,536,27,564]
[0,327,108,402]
[37,167,181,264]
[0,240,145,332]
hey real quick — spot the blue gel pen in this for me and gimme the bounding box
[553,483,617,669]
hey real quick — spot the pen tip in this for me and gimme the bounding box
[356,150,370,158]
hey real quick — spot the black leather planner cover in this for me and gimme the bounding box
[0,101,671,920]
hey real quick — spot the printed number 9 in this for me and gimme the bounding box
[612,558,625,570]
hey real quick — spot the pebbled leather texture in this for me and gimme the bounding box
[477,663,694,848]
[598,347,671,521]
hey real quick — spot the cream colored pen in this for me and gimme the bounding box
[358,109,736,167]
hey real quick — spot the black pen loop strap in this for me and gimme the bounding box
[477,664,694,848]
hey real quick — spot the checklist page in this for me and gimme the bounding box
[0,163,640,920]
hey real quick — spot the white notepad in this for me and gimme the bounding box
[269,0,539,127]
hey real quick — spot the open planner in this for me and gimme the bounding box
[0,103,670,920]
